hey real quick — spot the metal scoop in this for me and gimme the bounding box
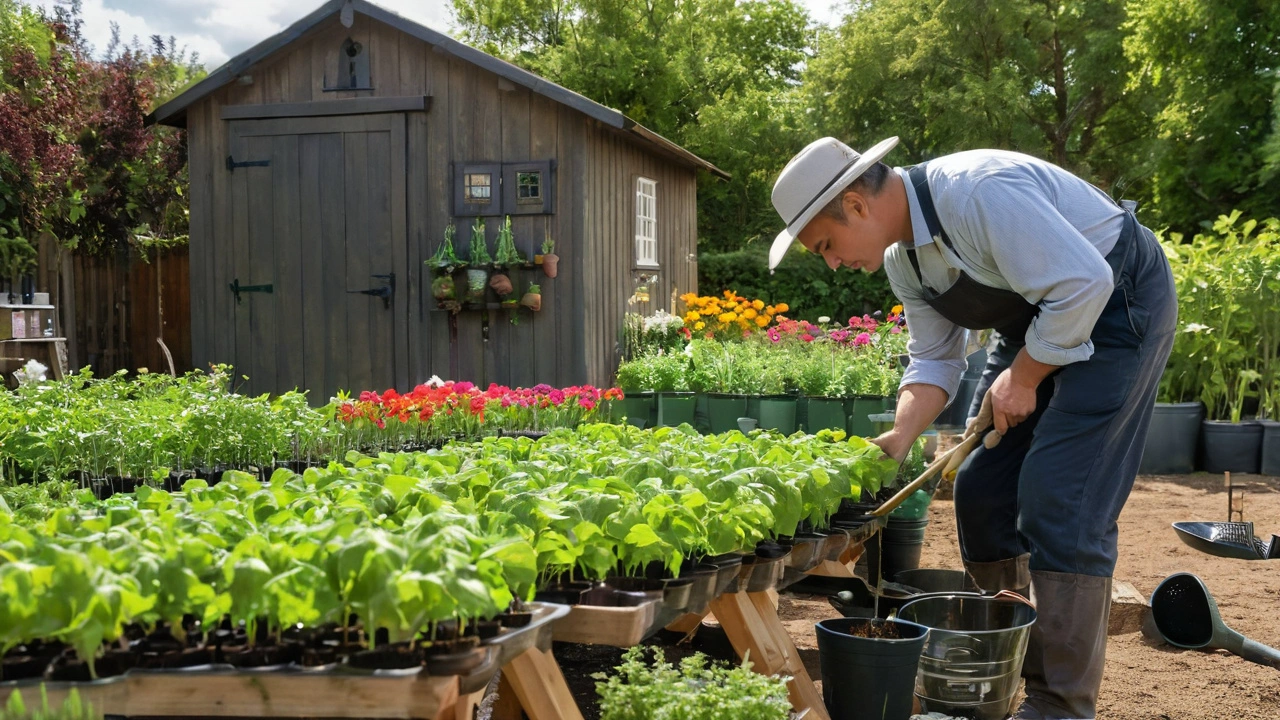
[1150,572,1280,669]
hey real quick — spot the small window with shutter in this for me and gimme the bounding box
[635,177,658,268]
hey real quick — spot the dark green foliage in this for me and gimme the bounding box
[697,244,895,322]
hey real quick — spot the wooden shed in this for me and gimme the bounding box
[151,0,725,399]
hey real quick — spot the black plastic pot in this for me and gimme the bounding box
[865,519,928,586]
[816,617,929,720]
[1201,420,1263,474]
[1140,402,1203,474]
[1259,420,1280,476]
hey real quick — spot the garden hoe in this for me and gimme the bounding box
[1150,572,1280,670]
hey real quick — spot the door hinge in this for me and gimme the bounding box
[229,278,273,304]
[226,155,271,172]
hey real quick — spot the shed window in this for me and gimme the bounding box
[635,177,658,268]
[464,173,493,203]
[516,172,542,205]
[501,160,554,215]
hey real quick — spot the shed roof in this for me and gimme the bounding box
[150,0,729,179]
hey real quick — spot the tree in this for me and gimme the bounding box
[1124,0,1280,232]
[803,0,1146,191]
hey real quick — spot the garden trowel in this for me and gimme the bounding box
[1150,572,1280,669]
[871,389,1001,518]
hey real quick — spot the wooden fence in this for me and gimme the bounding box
[35,238,192,377]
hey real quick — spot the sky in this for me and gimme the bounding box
[30,0,843,68]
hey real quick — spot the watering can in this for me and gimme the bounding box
[1150,572,1280,669]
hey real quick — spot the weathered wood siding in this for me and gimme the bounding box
[581,121,699,385]
[186,12,698,393]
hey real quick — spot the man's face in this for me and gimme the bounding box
[795,193,886,273]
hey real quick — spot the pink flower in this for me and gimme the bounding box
[801,333,815,342]
[854,332,872,346]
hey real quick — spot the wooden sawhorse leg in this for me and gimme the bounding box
[490,647,585,720]
[709,591,830,720]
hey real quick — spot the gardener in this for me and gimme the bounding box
[768,137,1177,720]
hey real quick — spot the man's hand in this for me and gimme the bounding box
[988,348,1058,434]
[871,429,912,463]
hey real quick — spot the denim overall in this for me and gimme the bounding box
[903,164,1178,580]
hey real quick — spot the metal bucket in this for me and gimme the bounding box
[896,593,1037,720]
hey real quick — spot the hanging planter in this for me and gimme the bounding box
[520,283,542,311]
[488,273,513,297]
[540,233,559,278]
[430,274,456,303]
[464,268,489,303]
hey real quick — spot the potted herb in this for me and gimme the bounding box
[465,217,492,303]
[615,359,657,429]
[490,216,523,297]
[595,647,792,720]
[540,233,559,278]
[426,223,463,305]
[520,282,541,312]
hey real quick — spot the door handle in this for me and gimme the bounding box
[349,273,395,309]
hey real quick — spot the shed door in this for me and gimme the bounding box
[228,115,409,401]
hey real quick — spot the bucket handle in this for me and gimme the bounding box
[992,589,1035,609]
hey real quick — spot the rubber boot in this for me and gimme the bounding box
[963,553,1030,596]
[1014,571,1111,720]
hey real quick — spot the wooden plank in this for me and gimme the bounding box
[551,601,658,647]
[503,647,586,720]
[529,93,558,387]
[298,134,325,398]
[746,591,829,720]
[371,18,401,96]
[449,688,485,720]
[497,85,530,387]
[344,129,374,392]
[423,43,451,381]
[210,95,235,368]
[5,673,458,719]
[319,132,349,399]
[228,124,253,386]
[492,671,525,720]
[473,67,502,387]
[1110,580,1151,636]
[400,37,428,386]
[288,37,313,102]
[186,102,210,369]
[388,116,410,391]
[221,96,431,120]
[246,134,278,395]
[365,127,397,390]
[451,61,484,384]
[562,111,585,386]
[273,134,305,394]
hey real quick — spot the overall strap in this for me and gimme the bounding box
[906,163,958,254]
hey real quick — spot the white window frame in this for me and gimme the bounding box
[635,177,658,268]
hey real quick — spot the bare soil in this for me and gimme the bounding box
[778,472,1280,720]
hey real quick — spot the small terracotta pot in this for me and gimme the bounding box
[534,254,545,264]
[542,254,559,278]
[521,292,542,311]
[489,273,513,296]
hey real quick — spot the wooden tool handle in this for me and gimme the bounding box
[870,433,982,518]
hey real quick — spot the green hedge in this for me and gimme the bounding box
[697,244,895,322]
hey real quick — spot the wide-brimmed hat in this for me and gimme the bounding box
[768,136,899,270]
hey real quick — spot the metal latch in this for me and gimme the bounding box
[349,273,395,309]
[226,155,271,172]
[229,278,273,304]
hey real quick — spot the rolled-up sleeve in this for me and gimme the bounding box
[884,247,969,403]
[960,179,1114,366]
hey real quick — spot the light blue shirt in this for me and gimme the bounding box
[884,150,1126,402]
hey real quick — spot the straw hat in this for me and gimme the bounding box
[768,136,899,270]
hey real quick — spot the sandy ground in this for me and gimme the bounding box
[778,472,1280,720]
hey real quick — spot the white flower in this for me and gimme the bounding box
[818,316,831,324]
[1182,323,1212,333]
[13,359,47,386]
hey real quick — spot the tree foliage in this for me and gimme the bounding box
[0,0,202,273]
[1123,0,1280,231]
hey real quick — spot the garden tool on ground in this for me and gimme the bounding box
[1150,572,1280,669]
[870,389,1002,518]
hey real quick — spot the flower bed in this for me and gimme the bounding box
[0,369,619,485]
